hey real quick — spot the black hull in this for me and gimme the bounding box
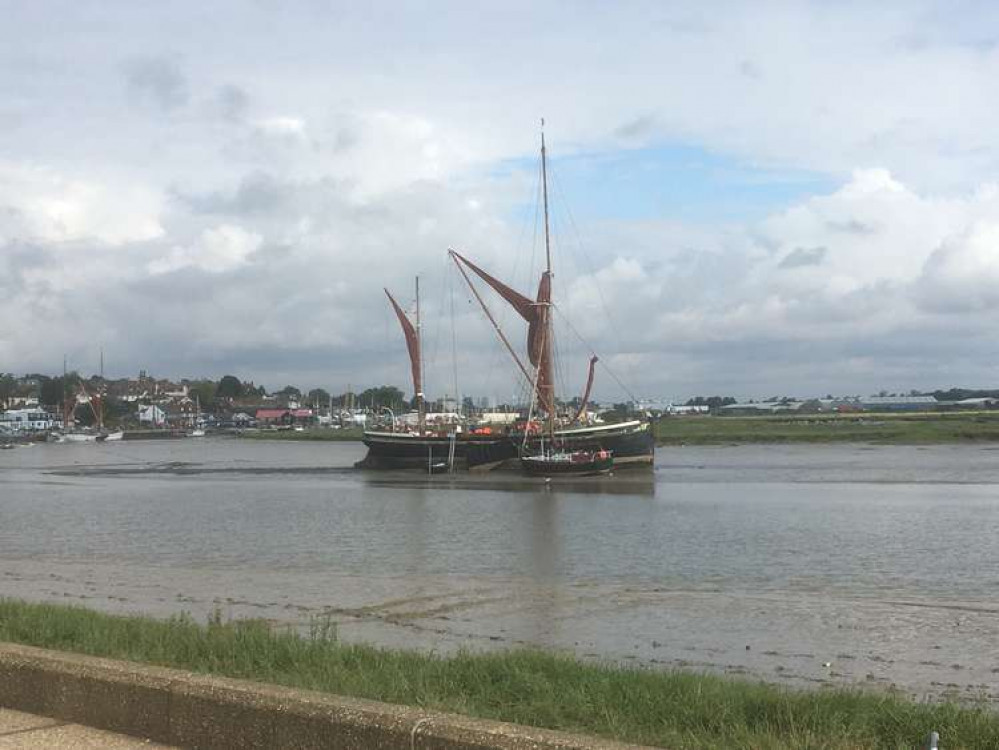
[521,456,613,476]
[359,421,654,471]
[356,432,508,470]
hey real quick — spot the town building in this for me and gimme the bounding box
[0,408,60,432]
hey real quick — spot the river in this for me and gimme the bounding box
[2,438,998,702]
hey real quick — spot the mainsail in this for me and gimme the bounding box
[384,287,424,426]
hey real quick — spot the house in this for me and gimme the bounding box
[138,404,166,426]
[256,408,289,425]
[256,408,316,426]
[0,409,59,432]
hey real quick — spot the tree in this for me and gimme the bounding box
[307,388,331,404]
[0,373,15,409]
[39,372,81,408]
[358,385,405,411]
[216,375,243,400]
[277,385,301,398]
[188,380,217,409]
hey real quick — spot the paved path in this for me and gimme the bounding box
[0,708,175,748]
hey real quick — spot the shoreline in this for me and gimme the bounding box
[1,597,995,749]
[217,412,999,447]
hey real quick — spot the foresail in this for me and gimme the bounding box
[571,356,599,424]
[384,288,422,402]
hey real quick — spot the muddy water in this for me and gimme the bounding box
[2,439,998,702]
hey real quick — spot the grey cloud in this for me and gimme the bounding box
[213,84,251,122]
[825,219,876,235]
[738,60,761,79]
[123,56,189,112]
[614,114,660,142]
[334,125,359,152]
[175,172,290,216]
[778,246,827,269]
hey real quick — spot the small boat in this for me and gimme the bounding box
[188,396,206,436]
[521,448,613,477]
[60,430,101,443]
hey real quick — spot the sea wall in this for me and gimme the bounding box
[0,643,650,750]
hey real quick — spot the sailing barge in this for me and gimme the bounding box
[356,128,654,472]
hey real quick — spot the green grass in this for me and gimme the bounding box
[1,599,996,749]
[236,427,364,441]
[656,412,999,445]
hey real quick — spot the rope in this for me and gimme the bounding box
[555,306,639,404]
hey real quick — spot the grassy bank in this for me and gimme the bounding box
[0,599,996,749]
[232,414,999,446]
[655,411,999,445]
[236,427,364,441]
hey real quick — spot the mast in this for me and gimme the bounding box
[98,347,105,431]
[415,276,425,433]
[62,354,69,429]
[539,121,556,438]
[541,122,552,276]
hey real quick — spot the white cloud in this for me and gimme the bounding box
[0,163,163,246]
[5,3,999,396]
[148,224,262,274]
[254,116,307,138]
[917,221,999,312]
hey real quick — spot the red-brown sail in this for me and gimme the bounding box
[571,356,599,424]
[384,288,422,410]
[451,251,555,416]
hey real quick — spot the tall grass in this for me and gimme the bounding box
[1,599,997,748]
[656,412,999,445]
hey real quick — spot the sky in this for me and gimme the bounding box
[2,1,999,403]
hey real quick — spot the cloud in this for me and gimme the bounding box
[123,56,189,112]
[148,224,263,274]
[778,246,826,269]
[916,221,999,313]
[7,3,999,396]
[254,116,307,139]
[213,84,251,122]
[0,162,163,246]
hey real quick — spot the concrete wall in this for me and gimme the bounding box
[0,643,653,749]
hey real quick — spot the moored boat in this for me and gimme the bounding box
[521,448,613,476]
[358,125,654,473]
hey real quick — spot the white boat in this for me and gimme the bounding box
[188,395,206,437]
[56,379,124,443]
[59,431,101,443]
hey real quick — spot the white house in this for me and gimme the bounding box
[138,404,166,426]
[0,409,59,431]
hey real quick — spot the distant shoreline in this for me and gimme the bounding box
[235,427,364,441]
[655,410,999,444]
[229,412,999,446]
